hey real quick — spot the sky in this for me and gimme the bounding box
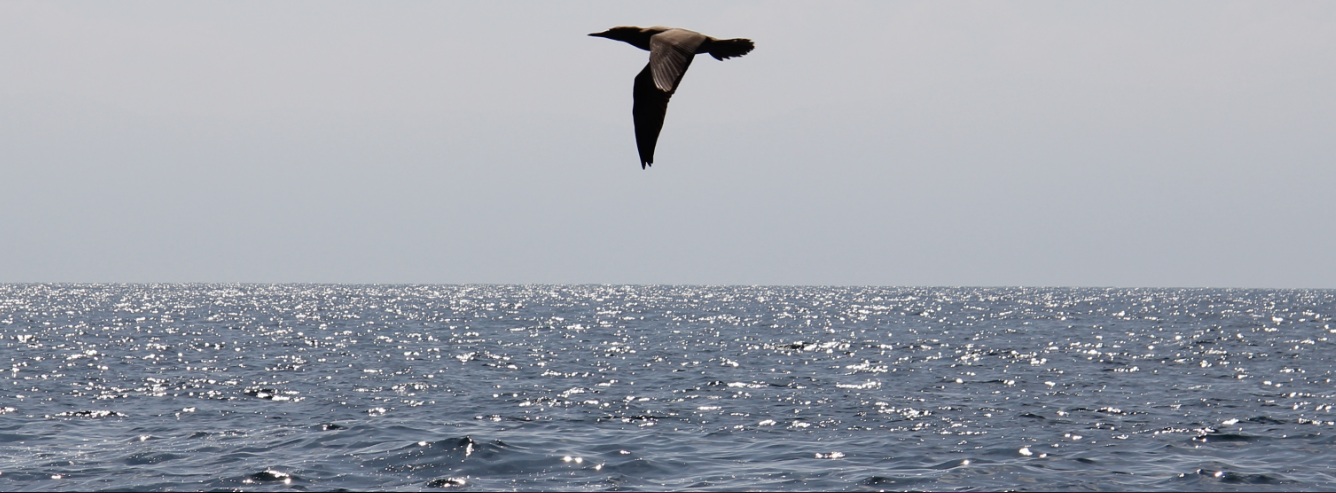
[2,1,1334,287]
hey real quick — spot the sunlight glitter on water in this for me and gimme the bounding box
[0,285,1333,491]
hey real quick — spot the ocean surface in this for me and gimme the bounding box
[1,285,1333,491]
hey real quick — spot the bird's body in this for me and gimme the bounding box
[590,26,754,169]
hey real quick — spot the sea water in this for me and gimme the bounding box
[1,284,1333,491]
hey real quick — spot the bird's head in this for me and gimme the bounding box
[589,26,653,45]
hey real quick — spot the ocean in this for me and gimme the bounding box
[1,284,1333,491]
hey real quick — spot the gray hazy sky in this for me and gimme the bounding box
[3,1,1334,287]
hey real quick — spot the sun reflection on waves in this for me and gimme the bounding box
[0,285,1332,490]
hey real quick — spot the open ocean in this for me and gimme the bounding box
[1,284,1333,491]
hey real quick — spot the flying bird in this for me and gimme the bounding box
[589,26,754,169]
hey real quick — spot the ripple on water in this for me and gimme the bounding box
[0,285,1333,491]
[245,468,295,484]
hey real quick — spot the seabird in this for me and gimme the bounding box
[590,26,754,169]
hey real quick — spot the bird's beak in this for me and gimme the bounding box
[589,31,609,38]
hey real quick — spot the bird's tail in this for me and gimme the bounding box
[708,38,755,60]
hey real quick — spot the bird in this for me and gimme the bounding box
[589,26,754,169]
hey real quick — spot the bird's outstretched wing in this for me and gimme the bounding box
[648,29,705,93]
[632,64,670,168]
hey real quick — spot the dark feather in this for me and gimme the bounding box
[632,64,671,168]
[707,38,755,61]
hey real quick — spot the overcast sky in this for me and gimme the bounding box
[2,1,1333,287]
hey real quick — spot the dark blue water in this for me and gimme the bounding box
[1,285,1333,491]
